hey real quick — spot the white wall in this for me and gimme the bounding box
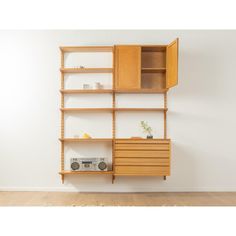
[0,30,236,192]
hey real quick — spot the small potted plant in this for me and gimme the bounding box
[140,121,153,139]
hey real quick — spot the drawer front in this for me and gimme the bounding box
[115,150,170,158]
[115,139,170,144]
[115,158,169,166]
[115,144,169,150]
[115,166,170,176]
[115,139,170,151]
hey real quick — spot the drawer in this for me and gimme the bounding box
[115,139,170,144]
[115,139,170,151]
[115,150,170,158]
[115,166,170,176]
[115,158,169,166]
[115,144,169,150]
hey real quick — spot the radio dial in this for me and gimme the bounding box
[98,161,107,170]
[71,162,80,171]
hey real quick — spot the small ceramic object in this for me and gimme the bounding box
[80,66,85,69]
[94,82,102,89]
[83,84,90,89]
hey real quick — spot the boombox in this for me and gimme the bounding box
[70,158,108,171]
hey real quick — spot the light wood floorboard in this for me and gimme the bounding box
[0,192,236,206]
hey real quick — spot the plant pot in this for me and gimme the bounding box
[147,135,153,139]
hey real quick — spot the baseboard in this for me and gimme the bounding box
[0,186,236,192]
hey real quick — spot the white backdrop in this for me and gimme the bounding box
[0,30,236,192]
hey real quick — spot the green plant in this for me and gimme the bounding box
[140,121,152,136]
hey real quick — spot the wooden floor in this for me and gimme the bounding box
[0,192,236,206]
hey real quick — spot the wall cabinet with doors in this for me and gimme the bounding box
[115,39,178,92]
[59,38,179,183]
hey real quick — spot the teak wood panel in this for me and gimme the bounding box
[166,38,179,88]
[115,150,170,158]
[114,139,170,176]
[60,89,114,94]
[115,166,170,176]
[141,46,166,52]
[115,46,141,89]
[115,144,169,150]
[60,171,113,175]
[115,88,168,93]
[141,51,166,68]
[60,68,112,73]
[115,139,170,144]
[60,46,113,52]
[141,68,166,73]
[141,73,166,90]
[115,158,169,166]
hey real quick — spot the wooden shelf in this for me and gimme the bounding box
[61,108,167,112]
[60,46,113,52]
[141,45,167,52]
[60,89,113,94]
[60,68,113,73]
[60,108,113,112]
[61,89,167,94]
[141,68,166,73]
[59,171,113,175]
[115,108,167,112]
[59,138,113,142]
[115,88,168,94]
[114,173,166,176]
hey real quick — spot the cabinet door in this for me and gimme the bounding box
[115,46,141,89]
[166,38,179,88]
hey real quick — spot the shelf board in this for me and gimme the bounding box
[61,108,166,112]
[115,88,168,94]
[60,46,113,52]
[60,68,113,73]
[114,174,167,176]
[115,108,167,112]
[141,45,167,52]
[59,171,113,175]
[60,89,167,94]
[141,68,166,73]
[59,138,113,142]
[60,89,113,94]
[60,108,113,112]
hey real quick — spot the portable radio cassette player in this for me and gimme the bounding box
[70,158,108,171]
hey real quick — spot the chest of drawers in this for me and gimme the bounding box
[114,139,171,177]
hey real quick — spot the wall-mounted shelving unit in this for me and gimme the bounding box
[59,40,178,183]
[59,46,115,183]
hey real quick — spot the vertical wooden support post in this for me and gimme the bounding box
[164,92,167,139]
[164,92,168,180]
[112,175,115,184]
[60,49,65,183]
[112,47,116,184]
[61,174,65,184]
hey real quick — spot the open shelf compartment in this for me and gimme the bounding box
[141,46,167,90]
